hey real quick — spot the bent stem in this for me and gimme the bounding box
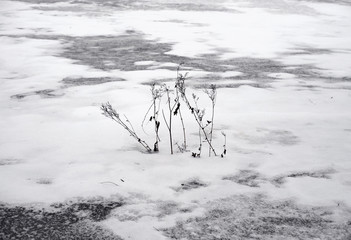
[175,66,217,156]
[101,102,152,152]
[178,92,217,156]
[186,96,216,156]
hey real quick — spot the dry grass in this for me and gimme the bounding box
[172,178,208,192]
[162,194,351,240]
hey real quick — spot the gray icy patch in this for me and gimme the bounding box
[162,194,351,239]
[11,89,63,100]
[238,128,300,146]
[0,158,23,166]
[62,77,125,86]
[271,168,337,187]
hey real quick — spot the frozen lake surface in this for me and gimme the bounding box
[1,0,351,239]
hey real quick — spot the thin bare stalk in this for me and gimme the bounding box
[162,108,173,154]
[141,102,154,134]
[142,84,163,152]
[221,131,227,158]
[195,127,203,157]
[175,67,217,156]
[124,114,136,133]
[153,97,160,151]
[184,95,216,155]
[166,88,173,154]
[162,84,182,154]
[178,109,187,150]
[209,105,215,156]
[186,98,216,155]
[205,84,217,156]
[101,102,152,152]
[199,127,202,155]
[174,74,187,151]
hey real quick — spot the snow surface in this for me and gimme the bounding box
[0,0,351,239]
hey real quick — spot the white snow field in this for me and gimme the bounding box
[0,0,351,239]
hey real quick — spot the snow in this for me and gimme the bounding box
[0,0,351,238]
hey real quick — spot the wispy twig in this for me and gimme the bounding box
[101,102,152,152]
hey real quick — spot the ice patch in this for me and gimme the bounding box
[267,72,296,79]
